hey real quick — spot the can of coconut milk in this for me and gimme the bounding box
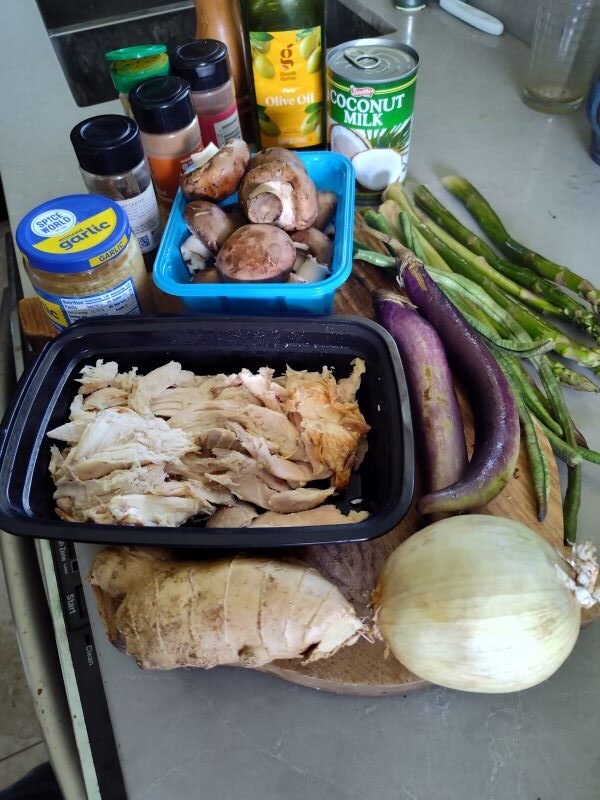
[326,39,419,202]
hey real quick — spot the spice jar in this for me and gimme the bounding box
[70,115,162,269]
[16,194,153,330]
[170,39,242,147]
[105,44,170,118]
[129,76,204,214]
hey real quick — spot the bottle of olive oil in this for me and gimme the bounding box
[243,0,325,148]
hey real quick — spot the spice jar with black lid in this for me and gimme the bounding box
[170,39,242,147]
[129,76,204,214]
[70,114,162,268]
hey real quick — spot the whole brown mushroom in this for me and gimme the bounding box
[181,139,250,201]
[239,158,318,232]
[250,148,306,171]
[184,201,236,253]
[216,224,297,283]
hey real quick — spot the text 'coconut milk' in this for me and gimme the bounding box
[326,38,419,202]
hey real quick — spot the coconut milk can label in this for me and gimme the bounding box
[250,27,323,148]
[327,70,417,198]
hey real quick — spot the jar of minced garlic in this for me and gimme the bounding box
[16,194,153,330]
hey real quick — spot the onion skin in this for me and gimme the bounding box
[374,291,467,494]
[401,258,520,514]
[373,515,581,693]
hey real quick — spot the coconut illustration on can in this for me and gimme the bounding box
[326,39,419,202]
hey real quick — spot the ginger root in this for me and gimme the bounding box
[88,547,365,670]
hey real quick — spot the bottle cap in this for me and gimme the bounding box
[105,44,169,95]
[170,39,231,92]
[16,194,131,275]
[129,76,196,134]
[70,115,144,176]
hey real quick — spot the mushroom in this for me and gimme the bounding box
[180,235,211,274]
[180,200,235,276]
[250,147,306,171]
[313,191,337,231]
[291,228,333,266]
[239,159,318,232]
[181,139,251,201]
[216,224,296,283]
[184,201,236,252]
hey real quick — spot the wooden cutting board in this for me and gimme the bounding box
[18,261,599,695]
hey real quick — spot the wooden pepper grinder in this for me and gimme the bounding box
[194,0,253,139]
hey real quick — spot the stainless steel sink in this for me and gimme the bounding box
[36,0,395,107]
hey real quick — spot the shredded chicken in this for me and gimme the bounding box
[48,359,370,528]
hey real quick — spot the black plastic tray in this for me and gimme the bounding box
[0,315,413,548]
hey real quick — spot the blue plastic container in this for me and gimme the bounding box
[153,150,355,314]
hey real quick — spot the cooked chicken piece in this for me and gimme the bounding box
[267,486,335,514]
[205,501,259,528]
[53,465,167,510]
[49,445,65,481]
[150,380,256,417]
[77,360,119,394]
[83,386,129,411]
[108,495,204,527]
[47,395,98,443]
[282,362,370,490]
[167,402,302,459]
[230,425,316,484]
[128,362,194,417]
[152,478,233,512]
[198,428,239,453]
[250,506,369,527]
[336,358,366,404]
[239,367,288,412]
[62,409,196,480]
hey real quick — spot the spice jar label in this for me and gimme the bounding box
[32,207,117,256]
[198,102,242,148]
[36,278,141,330]
[116,183,162,253]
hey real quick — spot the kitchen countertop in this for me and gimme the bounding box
[2,2,600,799]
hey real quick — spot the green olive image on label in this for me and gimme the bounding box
[252,40,271,54]
[306,47,322,74]
[253,53,275,79]
[299,32,317,60]
[259,118,281,136]
[301,110,321,134]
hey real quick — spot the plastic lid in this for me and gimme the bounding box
[105,44,167,62]
[170,39,231,91]
[129,76,195,134]
[105,45,169,94]
[70,115,144,175]
[16,194,131,275]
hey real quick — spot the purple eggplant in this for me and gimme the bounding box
[401,256,520,515]
[375,291,467,496]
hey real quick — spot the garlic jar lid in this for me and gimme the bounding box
[16,194,131,274]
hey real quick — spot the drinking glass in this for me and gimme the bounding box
[523,0,600,113]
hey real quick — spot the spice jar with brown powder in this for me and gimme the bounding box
[70,114,162,269]
[129,76,204,213]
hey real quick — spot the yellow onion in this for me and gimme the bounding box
[373,515,597,693]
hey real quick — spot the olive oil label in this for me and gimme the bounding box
[250,27,323,148]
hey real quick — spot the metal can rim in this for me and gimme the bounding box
[326,38,419,84]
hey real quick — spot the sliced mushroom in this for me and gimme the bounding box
[239,159,318,232]
[293,257,330,283]
[314,191,337,231]
[180,234,211,274]
[181,139,251,201]
[184,201,235,254]
[291,228,333,266]
[216,224,296,283]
